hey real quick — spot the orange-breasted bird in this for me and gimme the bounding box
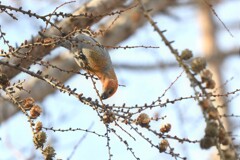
[60,33,118,99]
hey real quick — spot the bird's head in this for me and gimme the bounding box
[101,79,118,100]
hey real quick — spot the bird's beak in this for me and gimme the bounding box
[101,93,108,100]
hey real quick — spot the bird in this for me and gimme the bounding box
[59,33,118,100]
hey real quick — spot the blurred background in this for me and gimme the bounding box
[0,0,240,159]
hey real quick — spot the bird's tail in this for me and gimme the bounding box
[38,31,72,49]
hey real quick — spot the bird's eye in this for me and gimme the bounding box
[108,89,114,95]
